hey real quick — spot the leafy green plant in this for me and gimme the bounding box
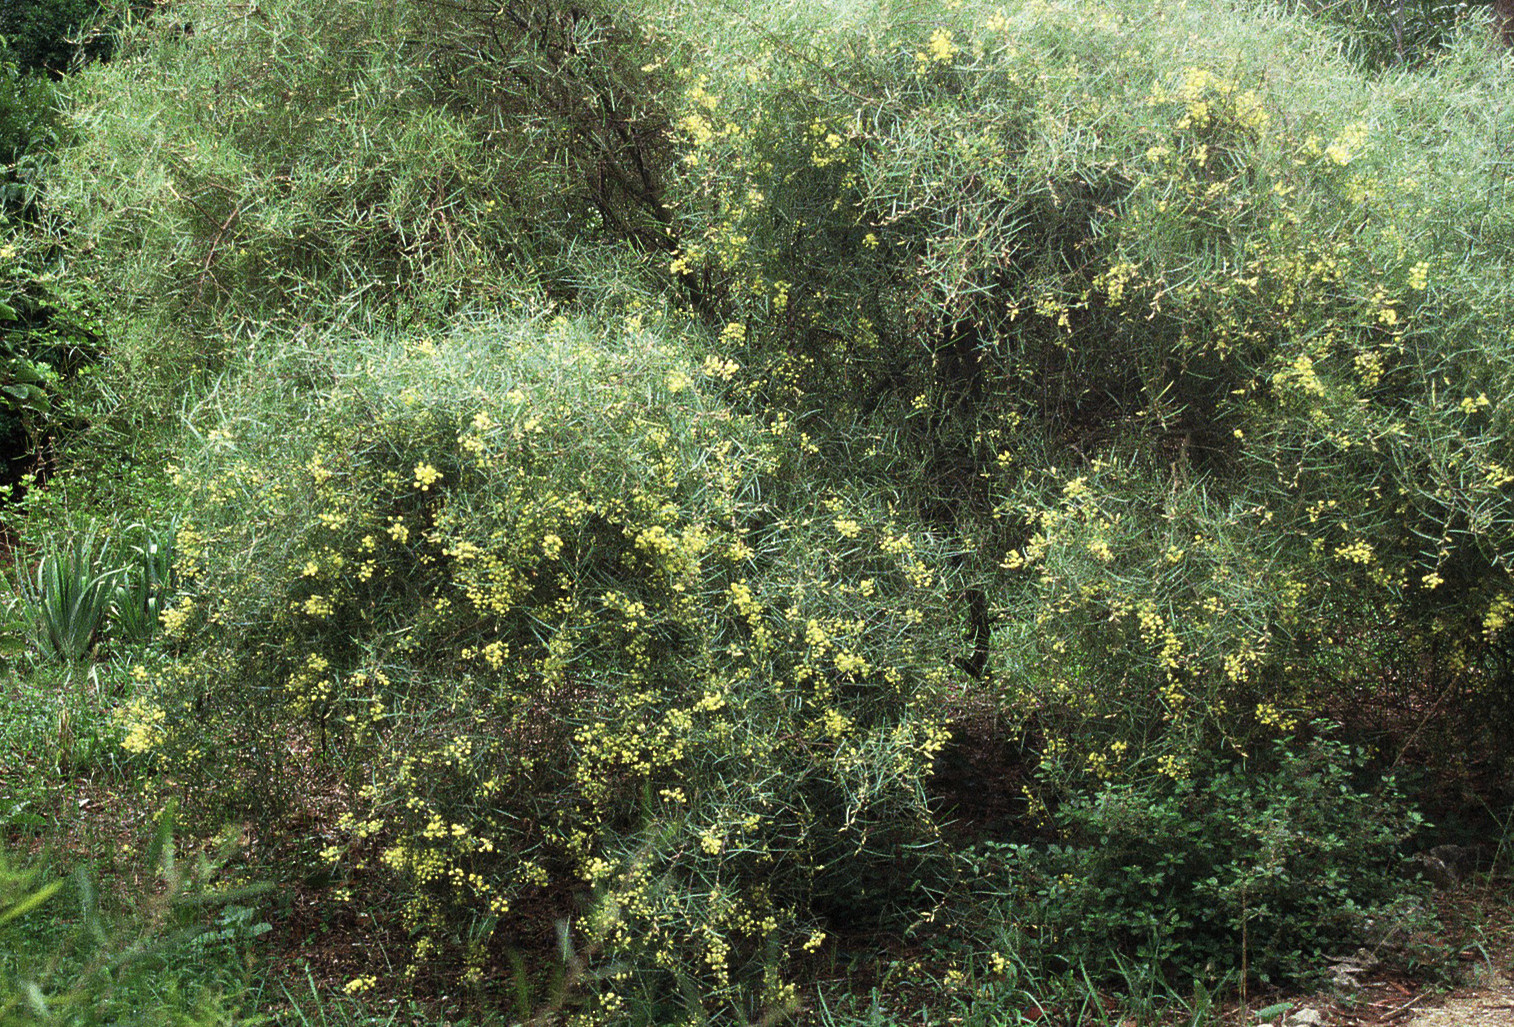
[16,527,116,664]
[0,237,59,482]
[975,730,1425,988]
[0,595,32,676]
[110,520,177,645]
[49,0,675,344]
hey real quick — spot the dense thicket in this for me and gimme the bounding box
[0,0,111,75]
[26,0,1514,1017]
[648,0,1514,791]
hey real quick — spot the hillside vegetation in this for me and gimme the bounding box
[2,0,1513,1023]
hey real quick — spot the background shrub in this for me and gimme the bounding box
[979,730,1424,986]
[46,0,676,340]
[0,0,115,76]
[1276,0,1484,70]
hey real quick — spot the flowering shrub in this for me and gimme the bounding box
[62,0,1514,1009]
[133,307,963,1013]
[654,0,1514,794]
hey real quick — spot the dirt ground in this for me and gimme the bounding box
[1260,884,1514,1027]
[1402,973,1514,1027]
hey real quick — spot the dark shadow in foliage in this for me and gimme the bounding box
[976,728,1428,988]
[0,0,134,76]
[0,50,101,490]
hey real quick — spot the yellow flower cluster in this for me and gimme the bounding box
[118,697,167,755]
[1326,121,1369,166]
[413,462,442,490]
[924,28,958,64]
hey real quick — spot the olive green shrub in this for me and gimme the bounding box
[652,0,1514,793]
[126,307,963,1015]
[47,0,675,338]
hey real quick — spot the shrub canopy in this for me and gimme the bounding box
[134,307,963,1008]
[650,0,1514,785]
[45,0,1514,1009]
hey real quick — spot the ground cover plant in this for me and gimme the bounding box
[3,0,1514,1023]
[0,803,269,1027]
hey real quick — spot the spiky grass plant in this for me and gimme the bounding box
[17,528,116,665]
[110,521,177,646]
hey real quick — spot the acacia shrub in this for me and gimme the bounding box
[655,0,1514,797]
[130,307,964,1014]
[47,0,675,342]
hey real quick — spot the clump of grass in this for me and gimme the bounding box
[0,802,269,1026]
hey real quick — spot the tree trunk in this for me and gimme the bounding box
[1497,0,1514,48]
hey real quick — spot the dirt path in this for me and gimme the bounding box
[1403,974,1514,1027]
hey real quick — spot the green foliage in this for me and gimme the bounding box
[0,59,58,169]
[0,49,77,481]
[16,526,115,664]
[978,731,1424,986]
[1279,0,1484,71]
[652,0,1514,794]
[0,0,112,76]
[25,0,1514,1016]
[0,805,265,1026]
[9,518,179,666]
[108,519,176,646]
[0,666,128,825]
[47,0,675,351]
[135,307,963,1013]
[0,327,52,480]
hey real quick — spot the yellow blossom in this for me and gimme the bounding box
[413,462,442,490]
[924,28,958,64]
